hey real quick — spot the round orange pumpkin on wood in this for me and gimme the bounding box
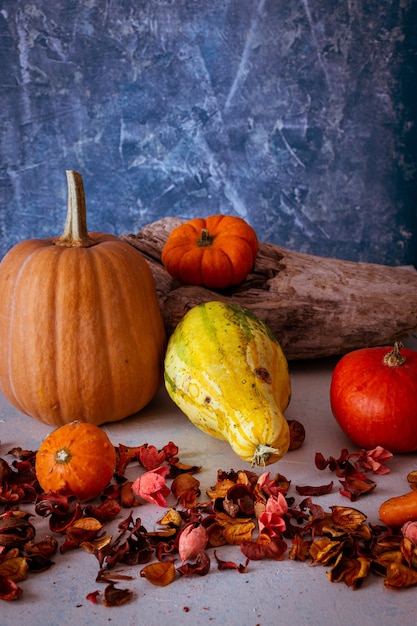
[0,171,166,426]
[35,421,117,502]
[161,214,259,289]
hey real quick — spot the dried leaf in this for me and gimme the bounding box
[84,498,121,522]
[176,551,211,577]
[171,474,200,507]
[157,508,183,528]
[289,535,311,561]
[0,556,29,582]
[140,561,176,586]
[103,583,133,606]
[0,574,23,600]
[0,514,36,548]
[24,535,58,558]
[215,513,255,545]
[309,538,343,565]
[214,550,249,573]
[240,536,287,560]
[65,518,104,546]
[296,482,334,496]
[86,590,100,604]
[328,553,370,588]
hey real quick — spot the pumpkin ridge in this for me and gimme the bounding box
[6,244,60,418]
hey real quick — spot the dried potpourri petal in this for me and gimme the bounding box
[178,523,208,563]
[138,445,169,471]
[339,474,376,501]
[0,512,36,548]
[256,471,291,498]
[24,535,58,558]
[64,517,104,547]
[171,473,201,508]
[309,537,344,565]
[240,535,287,560]
[80,535,113,555]
[214,550,249,573]
[167,460,202,478]
[407,470,417,492]
[295,482,334,497]
[115,444,143,478]
[206,477,236,500]
[0,458,11,484]
[0,573,23,600]
[132,467,170,507]
[288,535,311,561]
[103,582,133,606]
[0,555,29,582]
[84,498,122,522]
[328,552,370,588]
[86,589,100,604]
[402,521,417,546]
[214,512,255,545]
[205,522,227,548]
[140,561,176,586]
[287,420,306,450]
[7,447,37,462]
[330,506,367,533]
[384,562,417,589]
[224,483,254,516]
[157,508,183,528]
[176,551,211,577]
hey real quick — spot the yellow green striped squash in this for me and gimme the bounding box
[164,301,291,466]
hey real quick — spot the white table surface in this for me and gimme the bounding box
[1,335,417,626]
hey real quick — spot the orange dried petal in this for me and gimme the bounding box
[140,561,176,586]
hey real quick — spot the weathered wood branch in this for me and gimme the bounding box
[120,217,417,360]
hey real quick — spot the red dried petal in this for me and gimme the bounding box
[0,574,23,600]
[214,550,249,573]
[240,536,287,560]
[296,482,334,496]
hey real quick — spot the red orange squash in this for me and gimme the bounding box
[330,342,417,453]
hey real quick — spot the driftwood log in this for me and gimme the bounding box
[121,217,417,360]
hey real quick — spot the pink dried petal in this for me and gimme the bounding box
[258,511,286,537]
[402,521,417,546]
[178,524,208,563]
[257,472,284,498]
[132,467,170,507]
[265,493,288,516]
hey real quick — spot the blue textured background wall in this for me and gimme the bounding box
[0,1,416,265]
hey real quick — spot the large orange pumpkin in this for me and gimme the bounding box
[161,214,258,289]
[35,421,117,502]
[0,171,166,426]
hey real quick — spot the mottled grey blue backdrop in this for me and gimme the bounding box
[0,0,416,265]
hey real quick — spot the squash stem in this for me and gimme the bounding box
[54,170,96,248]
[197,228,214,247]
[383,342,406,367]
[250,444,281,467]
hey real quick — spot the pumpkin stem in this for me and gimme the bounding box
[383,341,406,367]
[54,170,96,248]
[197,228,214,247]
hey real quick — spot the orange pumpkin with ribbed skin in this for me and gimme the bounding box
[35,421,117,502]
[161,214,258,289]
[0,171,166,426]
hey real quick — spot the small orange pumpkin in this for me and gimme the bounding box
[161,214,258,289]
[0,171,166,426]
[35,421,117,502]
